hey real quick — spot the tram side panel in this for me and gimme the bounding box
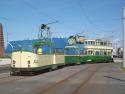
[36,54,65,69]
[54,55,65,65]
[65,55,81,65]
[11,51,65,74]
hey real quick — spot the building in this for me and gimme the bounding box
[0,23,4,56]
[112,47,123,58]
[83,39,113,55]
[5,38,68,55]
[5,38,113,56]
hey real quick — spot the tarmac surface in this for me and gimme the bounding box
[0,62,125,94]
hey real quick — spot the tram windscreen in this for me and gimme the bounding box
[8,41,33,52]
[65,48,79,55]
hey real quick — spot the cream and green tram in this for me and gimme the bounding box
[64,45,82,65]
[11,50,65,75]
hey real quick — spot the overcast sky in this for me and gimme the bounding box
[0,0,125,47]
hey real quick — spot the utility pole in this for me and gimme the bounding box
[123,7,125,68]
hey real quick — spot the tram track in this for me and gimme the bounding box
[72,64,101,94]
[34,64,101,94]
[0,63,102,94]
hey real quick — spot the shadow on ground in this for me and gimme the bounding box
[104,76,125,82]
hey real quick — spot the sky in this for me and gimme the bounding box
[0,0,125,47]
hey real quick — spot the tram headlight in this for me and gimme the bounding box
[13,65,15,68]
[27,61,31,68]
[13,60,16,64]
[12,60,16,68]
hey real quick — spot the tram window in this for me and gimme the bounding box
[65,48,79,55]
[95,51,99,55]
[85,41,87,45]
[104,51,107,55]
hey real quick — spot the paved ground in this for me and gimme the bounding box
[0,62,125,94]
[77,63,125,94]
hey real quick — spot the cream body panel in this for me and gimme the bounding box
[12,51,38,68]
[21,52,38,68]
[11,52,65,69]
[37,54,64,65]
[11,52,21,68]
[54,55,64,64]
[37,55,53,66]
[84,45,113,50]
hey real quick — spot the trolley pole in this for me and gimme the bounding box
[123,7,125,68]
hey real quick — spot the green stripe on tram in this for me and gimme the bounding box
[65,55,112,64]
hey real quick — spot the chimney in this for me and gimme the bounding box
[0,23,4,56]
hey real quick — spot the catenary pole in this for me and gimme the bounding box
[123,7,125,68]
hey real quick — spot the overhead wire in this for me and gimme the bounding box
[20,0,88,38]
[76,0,113,38]
[20,0,58,22]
